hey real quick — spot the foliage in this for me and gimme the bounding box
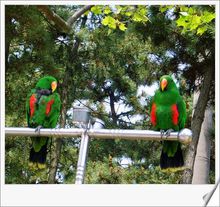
[85,156,182,184]
[90,5,215,37]
[90,5,148,33]
[175,6,215,36]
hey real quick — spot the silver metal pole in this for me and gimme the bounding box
[5,127,192,144]
[88,128,192,144]
[75,130,90,184]
[5,127,83,137]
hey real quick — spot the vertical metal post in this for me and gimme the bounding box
[72,106,91,184]
[75,130,90,184]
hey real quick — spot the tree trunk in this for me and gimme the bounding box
[192,105,212,184]
[48,88,67,183]
[109,91,117,125]
[181,67,214,184]
[47,17,87,183]
[5,14,13,71]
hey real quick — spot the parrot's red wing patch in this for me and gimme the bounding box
[150,103,157,126]
[30,94,37,117]
[171,104,179,125]
[46,99,54,116]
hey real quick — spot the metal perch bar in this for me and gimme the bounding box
[88,128,192,144]
[5,127,84,137]
[5,127,192,144]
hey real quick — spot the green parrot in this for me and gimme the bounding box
[26,76,61,169]
[150,75,186,171]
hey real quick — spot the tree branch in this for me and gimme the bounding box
[36,5,71,33]
[36,5,94,34]
[67,5,94,27]
[117,110,134,118]
[48,18,87,184]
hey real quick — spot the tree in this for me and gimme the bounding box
[192,90,213,184]
[5,4,215,184]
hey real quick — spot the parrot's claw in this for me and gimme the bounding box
[35,125,43,134]
[164,129,174,138]
[160,130,165,140]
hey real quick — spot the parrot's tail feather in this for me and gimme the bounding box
[160,142,184,170]
[29,137,48,165]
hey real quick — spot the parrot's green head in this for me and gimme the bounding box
[36,76,58,93]
[159,75,177,92]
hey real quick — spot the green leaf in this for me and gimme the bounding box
[107,28,112,35]
[138,6,147,16]
[180,6,189,12]
[159,6,168,13]
[202,11,215,23]
[118,22,127,31]
[176,16,188,27]
[159,5,174,13]
[132,13,142,22]
[116,5,122,14]
[197,25,208,35]
[125,11,132,16]
[121,5,129,13]
[188,7,195,15]
[84,10,90,16]
[132,12,148,22]
[109,17,117,29]
[102,16,117,29]
[190,15,201,30]
[91,6,102,15]
[109,21,117,29]
[104,6,112,15]
[179,12,188,16]
[102,16,110,26]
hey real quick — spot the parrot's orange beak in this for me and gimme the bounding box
[160,78,168,91]
[51,81,57,92]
